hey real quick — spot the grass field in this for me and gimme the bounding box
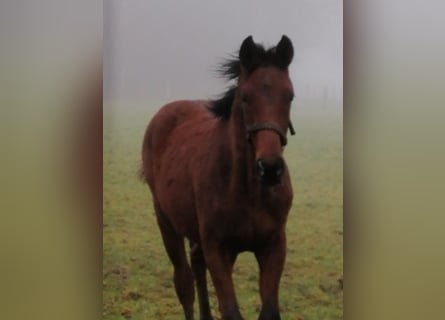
[103,103,343,320]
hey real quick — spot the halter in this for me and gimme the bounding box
[246,121,295,147]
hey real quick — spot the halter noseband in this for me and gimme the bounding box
[246,121,295,147]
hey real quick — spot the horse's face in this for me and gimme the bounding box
[238,36,294,186]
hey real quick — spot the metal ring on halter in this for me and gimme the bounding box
[246,122,288,146]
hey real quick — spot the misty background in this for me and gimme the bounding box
[104,0,342,111]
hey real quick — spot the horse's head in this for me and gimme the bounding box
[237,35,294,186]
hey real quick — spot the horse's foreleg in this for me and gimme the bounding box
[202,243,242,320]
[190,242,214,320]
[255,231,286,320]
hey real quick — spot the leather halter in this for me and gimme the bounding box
[246,121,295,146]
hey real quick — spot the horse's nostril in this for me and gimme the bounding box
[256,157,284,185]
[275,157,284,177]
[257,159,265,177]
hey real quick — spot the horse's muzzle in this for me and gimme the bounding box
[256,157,285,186]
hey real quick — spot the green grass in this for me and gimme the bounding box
[103,104,343,319]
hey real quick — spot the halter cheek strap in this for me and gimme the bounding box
[246,121,295,146]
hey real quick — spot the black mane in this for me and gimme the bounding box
[208,41,288,120]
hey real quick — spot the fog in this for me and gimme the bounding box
[104,0,342,109]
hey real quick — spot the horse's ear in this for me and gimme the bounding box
[276,35,294,68]
[239,35,258,70]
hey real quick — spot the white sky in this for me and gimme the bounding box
[104,0,343,106]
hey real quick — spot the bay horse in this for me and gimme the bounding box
[141,35,295,320]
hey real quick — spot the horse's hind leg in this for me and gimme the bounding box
[190,242,213,320]
[155,207,195,320]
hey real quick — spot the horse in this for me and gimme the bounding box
[141,35,295,320]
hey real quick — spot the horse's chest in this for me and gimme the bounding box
[252,211,278,236]
[227,210,280,250]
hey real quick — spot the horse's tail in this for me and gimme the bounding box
[138,162,147,184]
